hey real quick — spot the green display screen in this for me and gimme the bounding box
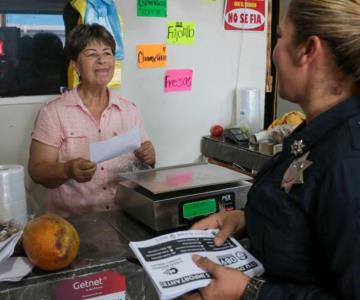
[182,199,217,219]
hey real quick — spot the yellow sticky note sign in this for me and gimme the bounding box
[167,21,196,45]
[137,44,167,68]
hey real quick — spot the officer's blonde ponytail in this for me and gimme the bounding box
[288,0,360,83]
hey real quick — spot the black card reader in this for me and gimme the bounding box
[223,128,249,145]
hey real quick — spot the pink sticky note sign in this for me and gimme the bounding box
[164,69,193,92]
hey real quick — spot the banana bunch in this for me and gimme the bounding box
[268,111,305,130]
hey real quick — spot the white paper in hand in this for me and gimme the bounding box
[90,127,141,164]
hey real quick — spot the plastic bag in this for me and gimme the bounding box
[269,124,296,144]
[84,0,124,60]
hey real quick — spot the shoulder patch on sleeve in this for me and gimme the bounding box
[349,117,360,150]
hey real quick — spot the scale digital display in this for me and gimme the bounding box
[182,198,217,219]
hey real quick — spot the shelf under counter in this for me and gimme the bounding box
[201,136,271,172]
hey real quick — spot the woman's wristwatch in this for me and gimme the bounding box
[241,276,266,300]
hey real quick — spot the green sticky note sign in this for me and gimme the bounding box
[167,21,196,45]
[137,0,167,17]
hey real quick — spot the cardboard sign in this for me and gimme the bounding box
[224,0,265,31]
[137,44,167,68]
[55,271,126,300]
[167,21,196,45]
[137,0,167,17]
[164,69,193,92]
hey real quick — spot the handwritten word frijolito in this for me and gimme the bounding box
[137,44,167,68]
[167,21,196,45]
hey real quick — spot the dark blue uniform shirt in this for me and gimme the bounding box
[245,96,360,300]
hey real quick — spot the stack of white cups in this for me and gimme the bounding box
[0,165,28,226]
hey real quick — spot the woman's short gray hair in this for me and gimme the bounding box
[65,23,116,61]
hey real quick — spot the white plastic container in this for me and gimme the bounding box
[235,88,262,134]
[0,165,28,226]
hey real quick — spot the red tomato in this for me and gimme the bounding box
[210,124,224,137]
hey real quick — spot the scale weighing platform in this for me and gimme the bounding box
[115,163,252,232]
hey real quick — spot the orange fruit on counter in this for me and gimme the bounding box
[22,213,80,271]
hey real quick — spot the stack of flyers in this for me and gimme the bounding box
[130,229,264,300]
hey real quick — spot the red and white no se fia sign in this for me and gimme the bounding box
[224,0,265,31]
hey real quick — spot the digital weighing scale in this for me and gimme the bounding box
[115,163,252,231]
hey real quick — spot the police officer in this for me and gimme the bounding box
[185,0,360,299]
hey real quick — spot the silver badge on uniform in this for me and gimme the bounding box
[281,151,312,193]
[290,139,305,157]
